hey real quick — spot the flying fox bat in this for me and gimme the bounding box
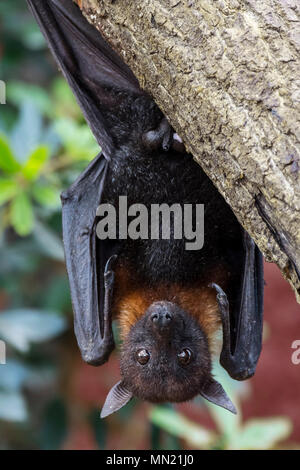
[27,0,264,418]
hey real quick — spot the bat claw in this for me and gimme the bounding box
[104,270,114,289]
[211,284,229,310]
[142,117,186,153]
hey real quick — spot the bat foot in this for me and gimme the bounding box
[209,282,229,310]
[104,255,117,290]
[104,271,114,290]
[142,118,185,153]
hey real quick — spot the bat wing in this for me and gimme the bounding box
[26,0,142,364]
[26,0,143,158]
[61,155,120,365]
[212,231,264,380]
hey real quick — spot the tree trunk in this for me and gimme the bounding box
[78,0,300,302]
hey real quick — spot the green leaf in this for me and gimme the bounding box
[42,276,71,312]
[150,406,216,448]
[10,192,34,236]
[229,418,292,450]
[33,221,65,261]
[0,391,28,422]
[10,101,43,164]
[51,78,82,120]
[22,25,46,50]
[55,118,99,161]
[39,398,68,450]
[0,308,67,353]
[0,178,18,205]
[0,134,21,174]
[205,400,240,446]
[22,145,49,180]
[7,81,52,117]
[90,409,107,449]
[32,184,60,207]
[203,360,242,442]
[0,359,32,392]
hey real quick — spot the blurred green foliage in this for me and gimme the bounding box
[0,0,294,450]
[0,87,98,237]
[0,1,99,450]
[150,363,292,450]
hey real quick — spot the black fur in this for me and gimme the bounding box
[102,93,244,286]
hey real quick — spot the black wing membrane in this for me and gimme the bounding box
[212,232,264,380]
[26,0,142,157]
[61,156,117,365]
[26,0,143,364]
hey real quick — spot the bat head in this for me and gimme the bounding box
[101,301,236,418]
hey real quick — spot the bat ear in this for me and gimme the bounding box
[200,378,237,414]
[101,381,133,418]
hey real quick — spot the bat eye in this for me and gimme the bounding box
[177,348,192,365]
[136,348,150,365]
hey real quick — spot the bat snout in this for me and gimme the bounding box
[151,310,173,329]
[147,301,175,332]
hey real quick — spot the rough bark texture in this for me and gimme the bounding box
[78,0,300,302]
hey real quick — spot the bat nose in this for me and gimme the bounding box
[151,309,173,329]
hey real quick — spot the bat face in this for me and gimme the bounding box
[120,301,212,403]
[101,299,236,417]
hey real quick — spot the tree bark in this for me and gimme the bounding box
[78,0,300,302]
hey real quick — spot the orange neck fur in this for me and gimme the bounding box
[112,262,228,344]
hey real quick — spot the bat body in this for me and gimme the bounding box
[27,0,264,417]
[103,135,239,412]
